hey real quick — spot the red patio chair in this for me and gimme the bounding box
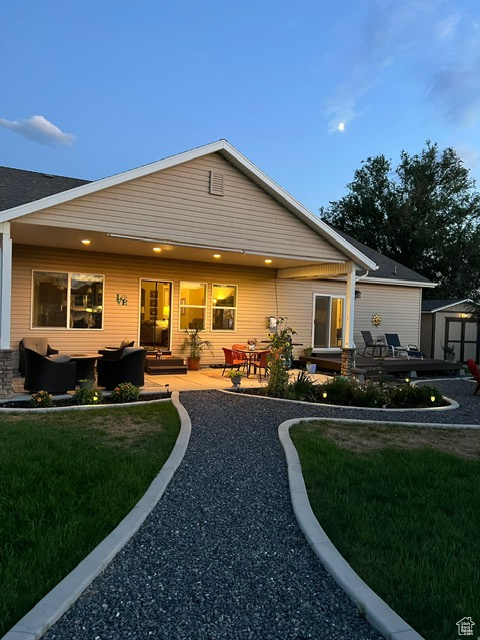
[252,350,270,381]
[222,348,245,376]
[467,359,480,395]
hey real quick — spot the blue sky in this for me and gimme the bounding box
[2,0,480,213]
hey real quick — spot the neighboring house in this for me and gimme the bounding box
[0,140,434,396]
[421,299,478,362]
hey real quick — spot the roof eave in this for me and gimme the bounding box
[0,139,377,271]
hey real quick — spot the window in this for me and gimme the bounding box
[179,282,207,331]
[313,295,344,348]
[212,284,237,330]
[32,271,103,329]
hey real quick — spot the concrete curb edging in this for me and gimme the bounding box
[2,391,191,640]
[278,417,425,640]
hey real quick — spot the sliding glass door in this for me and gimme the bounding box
[313,295,344,349]
[140,280,172,350]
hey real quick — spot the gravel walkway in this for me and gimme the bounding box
[43,379,476,640]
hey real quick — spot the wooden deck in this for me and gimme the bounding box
[299,355,463,377]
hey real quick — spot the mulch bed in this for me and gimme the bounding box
[0,392,170,409]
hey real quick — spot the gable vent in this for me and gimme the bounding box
[209,171,225,196]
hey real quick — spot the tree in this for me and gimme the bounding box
[320,142,480,299]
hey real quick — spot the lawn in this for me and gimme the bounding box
[0,401,180,636]
[290,420,480,640]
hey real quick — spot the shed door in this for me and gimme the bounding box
[445,318,480,363]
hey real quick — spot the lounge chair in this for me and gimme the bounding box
[23,348,76,394]
[98,339,135,361]
[467,359,480,395]
[384,334,423,359]
[19,337,59,376]
[360,331,384,357]
[97,347,146,390]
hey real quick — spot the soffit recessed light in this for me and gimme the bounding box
[264,259,272,264]
[213,254,221,259]
[81,239,91,245]
[153,247,162,253]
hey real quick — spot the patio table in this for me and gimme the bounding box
[234,348,269,377]
[69,354,100,383]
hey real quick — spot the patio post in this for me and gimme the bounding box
[341,261,357,377]
[0,222,13,397]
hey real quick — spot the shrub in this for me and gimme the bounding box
[73,388,103,406]
[388,384,443,408]
[29,390,54,408]
[355,380,389,407]
[286,370,317,401]
[110,382,140,403]
[266,318,296,398]
[316,376,359,406]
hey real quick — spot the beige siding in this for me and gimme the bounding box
[20,153,345,262]
[354,283,422,350]
[11,245,423,369]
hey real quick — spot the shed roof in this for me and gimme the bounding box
[421,299,472,313]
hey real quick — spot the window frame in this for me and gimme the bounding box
[31,270,105,330]
[178,281,208,331]
[211,283,238,332]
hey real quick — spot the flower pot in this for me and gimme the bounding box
[306,363,317,374]
[187,357,201,371]
[231,376,242,386]
[78,379,93,390]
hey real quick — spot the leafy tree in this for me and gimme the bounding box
[320,142,480,299]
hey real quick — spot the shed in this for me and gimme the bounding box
[421,299,478,362]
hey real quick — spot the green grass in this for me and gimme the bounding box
[290,421,480,640]
[0,402,180,636]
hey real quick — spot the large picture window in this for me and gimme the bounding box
[313,295,344,348]
[179,282,207,331]
[32,271,103,329]
[212,284,237,331]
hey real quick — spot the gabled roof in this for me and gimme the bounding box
[422,299,473,313]
[0,140,377,272]
[0,166,89,211]
[334,229,434,287]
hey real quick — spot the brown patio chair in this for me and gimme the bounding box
[98,339,135,361]
[97,347,146,390]
[23,348,76,394]
[19,337,59,376]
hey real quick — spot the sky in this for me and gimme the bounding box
[2,0,480,214]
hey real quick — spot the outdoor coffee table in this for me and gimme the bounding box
[69,354,100,383]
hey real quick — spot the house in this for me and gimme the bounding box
[0,140,434,396]
[421,299,478,362]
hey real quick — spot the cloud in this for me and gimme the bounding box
[0,115,75,146]
[324,0,480,132]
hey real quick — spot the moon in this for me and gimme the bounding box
[337,122,345,132]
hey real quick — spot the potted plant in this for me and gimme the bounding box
[78,378,93,390]
[180,328,213,370]
[441,343,456,362]
[227,369,244,386]
[306,361,317,374]
[303,347,313,358]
